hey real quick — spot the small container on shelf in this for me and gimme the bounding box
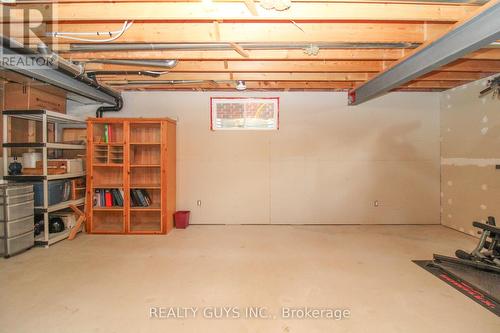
[33,180,71,207]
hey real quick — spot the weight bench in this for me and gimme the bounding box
[433,216,500,274]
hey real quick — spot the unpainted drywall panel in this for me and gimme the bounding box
[440,75,500,234]
[441,79,500,159]
[270,91,440,224]
[271,160,439,224]
[441,165,500,236]
[69,91,440,225]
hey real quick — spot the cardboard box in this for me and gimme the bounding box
[36,159,84,174]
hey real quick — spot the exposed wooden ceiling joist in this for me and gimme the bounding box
[93,71,494,82]
[2,0,488,3]
[1,2,479,22]
[107,80,469,90]
[82,59,500,73]
[63,48,500,61]
[9,22,452,44]
[1,0,497,92]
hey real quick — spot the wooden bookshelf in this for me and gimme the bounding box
[86,118,176,234]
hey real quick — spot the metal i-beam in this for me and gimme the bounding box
[348,0,500,106]
[1,47,116,105]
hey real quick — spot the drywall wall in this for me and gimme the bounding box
[441,75,500,236]
[70,91,440,225]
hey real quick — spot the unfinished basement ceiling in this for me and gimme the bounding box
[3,0,499,92]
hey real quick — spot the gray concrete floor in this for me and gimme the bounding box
[1,225,498,332]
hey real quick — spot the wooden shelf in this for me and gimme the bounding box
[94,142,123,145]
[88,118,176,234]
[92,184,123,189]
[130,208,161,212]
[130,164,161,168]
[130,142,161,145]
[130,184,161,189]
[130,201,161,211]
[93,164,123,167]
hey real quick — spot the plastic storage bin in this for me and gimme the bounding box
[33,180,71,207]
[0,184,34,258]
[174,211,190,229]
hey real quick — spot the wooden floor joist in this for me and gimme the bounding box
[10,22,453,44]
[83,60,498,75]
[63,48,500,61]
[108,80,469,91]
[1,2,479,23]
[95,71,493,82]
[1,0,498,92]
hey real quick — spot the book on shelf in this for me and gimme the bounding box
[130,189,153,207]
[103,124,108,143]
[93,188,124,208]
[111,189,124,206]
[102,124,113,143]
[105,190,112,207]
[108,125,112,142]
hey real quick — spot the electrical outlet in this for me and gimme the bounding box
[197,200,202,207]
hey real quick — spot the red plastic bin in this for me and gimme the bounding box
[174,211,191,229]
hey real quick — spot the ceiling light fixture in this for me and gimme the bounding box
[236,80,247,91]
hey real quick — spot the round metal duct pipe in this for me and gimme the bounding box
[70,42,420,52]
[86,59,178,68]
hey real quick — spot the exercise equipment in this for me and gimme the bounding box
[434,216,500,274]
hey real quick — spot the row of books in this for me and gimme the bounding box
[93,189,124,207]
[93,189,153,208]
[131,189,152,207]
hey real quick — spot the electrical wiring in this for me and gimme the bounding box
[46,21,133,43]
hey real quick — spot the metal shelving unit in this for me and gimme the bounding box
[2,109,87,246]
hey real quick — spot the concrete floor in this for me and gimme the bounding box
[1,225,498,333]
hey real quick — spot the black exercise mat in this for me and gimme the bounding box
[414,260,500,316]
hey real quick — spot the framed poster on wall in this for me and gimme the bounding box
[210,97,279,130]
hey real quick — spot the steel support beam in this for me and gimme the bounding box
[348,0,500,105]
[1,47,116,105]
